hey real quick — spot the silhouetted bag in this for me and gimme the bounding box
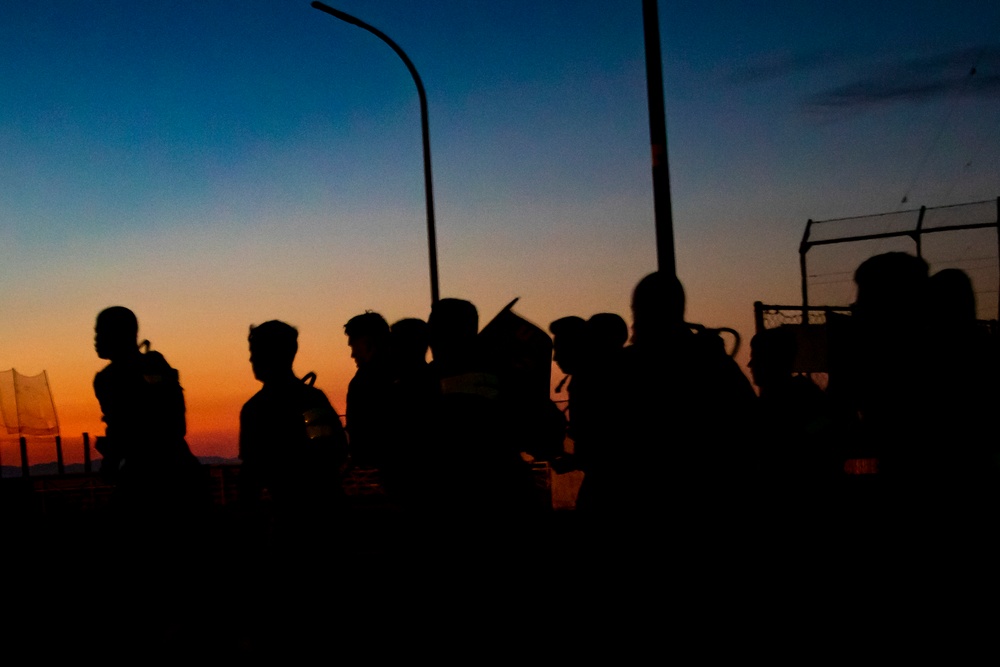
[301,372,350,475]
[126,341,201,482]
[136,340,188,445]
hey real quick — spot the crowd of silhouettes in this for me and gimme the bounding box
[825,252,1000,526]
[550,272,759,532]
[86,256,1000,563]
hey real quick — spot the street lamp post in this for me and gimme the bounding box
[642,0,676,278]
[311,2,440,305]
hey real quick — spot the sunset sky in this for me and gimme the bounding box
[2,1,998,465]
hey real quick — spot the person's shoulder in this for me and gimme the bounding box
[93,360,132,391]
[240,388,268,414]
[93,364,113,399]
[94,363,113,383]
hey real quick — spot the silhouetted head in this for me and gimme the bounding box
[428,298,479,365]
[852,252,929,325]
[748,325,797,390]
[630,271,686,345]
[248,320,298,383]
[587,313,629,352]
[549,316,586,375]
[344,311,390,369]
[929,268,977,325]
[390,318,430,366]
[95,306,139,361]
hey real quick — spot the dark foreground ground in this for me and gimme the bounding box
[4,470,1000,659]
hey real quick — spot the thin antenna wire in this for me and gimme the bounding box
[898,51,984,207]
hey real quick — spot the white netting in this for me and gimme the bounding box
[0,369,60,436]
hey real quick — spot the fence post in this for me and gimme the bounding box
[19,436,29,478]
[753,301,765,334]
[800,219,813,319]
[84,432,91,474]
[56,435,64,475]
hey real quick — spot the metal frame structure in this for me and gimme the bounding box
[799,197,1000,318]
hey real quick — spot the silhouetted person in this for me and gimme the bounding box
[826,252,931,508]
[391,317,432,372]
[565,313,629,511]
[551,316,587,386]
[429,298,481,377]
[548,315,588,472]
[344,311,394,471]
[617,272,757,522]
[748,325,838,514]
[93,306,205,536]
[427,298,533,523]
[924,268,1000,515]
[382,317,437,510]
[587,312,629,354]
[238,320,349,551]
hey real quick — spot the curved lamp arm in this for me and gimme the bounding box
[311,2,440,305]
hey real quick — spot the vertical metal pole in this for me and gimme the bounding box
[800,220,813,314]
[753,301,765,335]
[84,432,92,474]
[642,0,675,277]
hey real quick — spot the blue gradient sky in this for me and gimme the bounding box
[2,1,998,461]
